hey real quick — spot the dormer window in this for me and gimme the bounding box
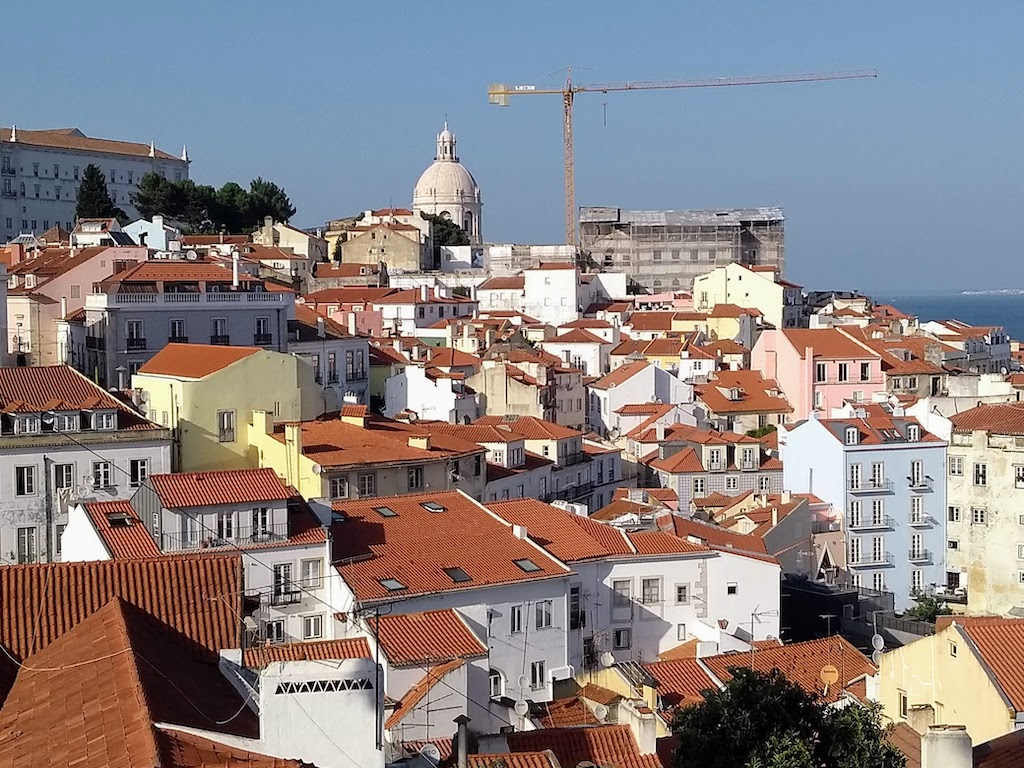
[53,412,79,432]
[14,414,40,435]
[24,274,35,289]
[92,411,117,431]
[908,424,921,441]
[845,426,859,445]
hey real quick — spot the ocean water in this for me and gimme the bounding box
[875,293,1024,341]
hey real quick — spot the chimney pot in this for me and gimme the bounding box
[512,524,528,540]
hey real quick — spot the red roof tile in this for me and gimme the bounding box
[669,516,768,554]
[590,361,651,391]
[625,312,678,332]
[83,501,161,559]
[950,402,1024,437]
[539,696,604,727]
[243,638,372,667]
[331,491,570,603]
[386,659,464,729]
[475,415,581,440]
[627,530,708,556]
[369,609,487,667]
[470,752,559,768]
[648,447,706,474]
[136,342,262,378]
[955,618,1024,711]
[644,657,716,707]
[506,725,661,768]
[479,275,526,291]
[488,499,632,562]
[695,370,792,415]
[0,126,181,160]
[156,730,305,768]
[429,347,483,370]
[975,727,1024,768]
[782,328,878,360]
[549,328,606,344]
[149,468,292,508]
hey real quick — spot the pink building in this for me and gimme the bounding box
[752,328,885,419]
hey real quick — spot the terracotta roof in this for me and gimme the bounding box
[180,234,251,246]
[953,618,1024,711]
[0,365,157,431]
[539,696,604,727]
[695,370,792,415]
[589,360,651,391]
[506,725,660,768]
[668,516,768,555]
[290,302,354,340]
[709,303,761,318]
[529,262,577,271]
[488,499,633,562]
[656,639,699,661]
[975,727,1024,768]
[625,312,678,332]
[648,447,706,474]
[136,342,262,379]
[83,501,161,559]
[816,415,941,446]
[103,259,263,285]
[0,555,241,696]
[950,402,1024,436]
[0,126,181,160]
[407,739,455,761]
[386,659,464,729]
[591,499,655,524]
[582,683,622,705]
[313,261,379,277]
[627,530,708,556]
[479,275,526,291]
[470,752,559,768]
[155,730,305,768]
[615,403,671,416]
[429,347,483,370]
[699,338,748,357]
[331,491,570,604]
[371,207,414,217]
[782,328,878,359]
[562,318,613,330]
[475,415,581,440]
[149,468,292,509]
[614,487,678,505]
[278,412,484,469]
[0,597,258,768]
[701,636,875,705]
[549,328,606,344]
[368,609,488,667]
[644,656,715,707]
[243,638,371,667]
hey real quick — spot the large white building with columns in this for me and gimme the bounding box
[412,123,482,244]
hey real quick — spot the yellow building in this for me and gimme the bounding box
[692,262,804,330]
[879,616,1024,745]
[132,343,321,472]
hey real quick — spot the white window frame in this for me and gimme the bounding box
[14,465,35,496]
[217,410,236,442]
[129,458,149,488]
[948,456,964,476]
[329,476,349,500]
[510,604,523,634]
[675,583,690,605]
[535,600,553,629]
[641,577,662,605]
[92,461,112,489]
[302,614,323,640]
[530,660,546,690]
[612,628,631,650]
[54,463,74,490]
[301,558,323,588]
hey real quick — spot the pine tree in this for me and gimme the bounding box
[75,164,120,221]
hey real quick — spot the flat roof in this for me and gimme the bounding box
[579,206,785,226]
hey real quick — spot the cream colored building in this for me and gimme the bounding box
[693,262,804,330]
[879,616,1024,745]
[252,216,328,264]
[944,402,1024,614]
[412,123,482,244]
[131,343,321,472]
[341,221,426,273]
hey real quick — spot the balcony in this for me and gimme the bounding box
[168,335,189,344]
[159,521,289,552]
[561,451,588,468]
[1,188,16,198]
[909,548,933,564]
[908,476,933,492]
[909,514,936,529]
[848,515,895,531]
[270,589,303,607]
[848,479,894,494]
[346,369,368,382]
[210,334,231,346]
[87,291,289,310]
[850,551,895,568]
[126,337,147,351]
[85,336,106,351]
[1,166,15,176]
[253,332,273,345]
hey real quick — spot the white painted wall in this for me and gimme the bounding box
[59,502,112,562]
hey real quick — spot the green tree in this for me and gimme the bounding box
[332,238,343,261]
[904,594,951,623]
[76,164,124,221]
[248,177,296,224]
[671,668,904,768]
[745,424,778,439]
[130,172,178,220]
[421,212,470,247]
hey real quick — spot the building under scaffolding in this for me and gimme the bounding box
[579,207,785,293]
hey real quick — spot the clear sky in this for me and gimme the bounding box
[8,1,1021,292]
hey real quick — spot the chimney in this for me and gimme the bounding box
[408,434,431,451]
[264,216,274,241]
[60,297,67,319]
[454,715,471,768]
[771,507,779,527]
[152,215,163,228]
[655,422,666,441]
[340,409,368,429]
[138,231,148,247]
[420,284,429,303]
[781,490,791,504]
[231,250,240,289]
[283,422,303,487]
[921,725,971,768]
[512,525,528,540]
[316,317,325,339]
[7,243,24,265]
[347,313,357,336]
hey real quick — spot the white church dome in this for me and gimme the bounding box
[412,122,483,243]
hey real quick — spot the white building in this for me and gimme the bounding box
[384,364,479,424]
[781,412,947,611]
[288,304,370,408]
[0,364,171,564]
[589,360,694,438]
[0,126,189,242]
[412,123,482,244]
[122,215,180,251]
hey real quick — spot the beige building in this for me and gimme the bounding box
[341,221,426,273]
[944,402,1024,614]
[251,216,328,264]
[467,359,556,425]
[692,262,804,330]
[879,616,1024,745]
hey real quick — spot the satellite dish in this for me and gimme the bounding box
[872,650,883,666]
[593,703,608,722]
[419,744,442,764]
[871,634,885,652]
[819,665,839,687]
[517,674,530,689]
[513,699,529,717]
[185,249,199,261]
[599,651,615,668]
[311,463,322,475]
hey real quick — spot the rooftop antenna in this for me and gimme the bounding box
[602,100,608,127]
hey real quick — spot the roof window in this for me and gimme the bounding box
[106,512,134,528]
[373,506,398,518]
[379,578,407,592]
[443,567,472,583]
[421,501,446,513]
[514,558,541,573]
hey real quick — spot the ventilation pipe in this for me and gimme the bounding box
[232,250,240,289]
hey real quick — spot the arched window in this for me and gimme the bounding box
[488,669,504,698]
[19,182,25,196]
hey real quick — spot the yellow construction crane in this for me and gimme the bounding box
[488,68,877,245]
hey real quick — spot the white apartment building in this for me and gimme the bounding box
[1,126,188,242]
[0,365,171,564]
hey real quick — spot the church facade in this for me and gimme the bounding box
[412,123,482,245]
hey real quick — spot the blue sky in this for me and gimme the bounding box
[8,1,1022,291]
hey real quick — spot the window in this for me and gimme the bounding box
[252,507,270,535]
[677,624,687,641]
[850,537,862,563]
[612,629,631,650]
[641,578,661,604]
[908,424,921,441]
[759,475,771,491]
[860,362,871,381]
[357,472,376,497]
[815,362,826,382]
[530,660,546,689]
[264,620,285,643]
[849,463,861,490]
[514,558,540,572]
[675,584,690,604]
[272,563,293,598]
[302,615,323,640]
[838,363,849,382]
[510,605,523,633]
[127,171,133,184]
[217,410,236,442]
[974,463,987,486]
[211,317,227,339]
[845,426,859,445]
[849,500,862,528]
[380,578,406,592]
[727,582,738,596]
[536,600,553,629]
[489,670,503,698]
[692,477,706,496]
[93,411,116,431]
[326,352,338,383]
[129,458,148,488]
[32,163,38,177]
[15,466,35,496]
[92,461,112,488]
[872,572,885,591]
[15,414,40,434]
[948,505,961,523]
[899,692,908,719]
[910,496,923,524]
[910,460,924,487]
[407,466,423,491]
[55,523,66,557]
[948,540,959,551]
[169,318,186,340]
[725,476,738,491]
[872,534,884,562]
[1016,466,1024,489]
[569,585,584,630]
[1017,545,1024,561]
[216,511,234,540]
[612,579,632,607]
[54,463,74,490]
[73,166,79,180]
[17,527,37,564]
[972,507,987,525]
[870,462,885,489]
[949,641,958,658]
[329,476,349,499]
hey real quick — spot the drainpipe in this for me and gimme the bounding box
[43,456,54,562]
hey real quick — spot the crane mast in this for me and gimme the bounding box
[488,69,877,246]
